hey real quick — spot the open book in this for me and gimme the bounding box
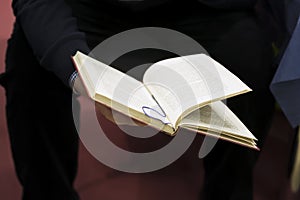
[72,51,258,149]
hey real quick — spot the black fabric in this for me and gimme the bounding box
[10,0,258,86]
[12,0,90,86]
[288,127,300,178]
[4,23,80,200]
[0,73,8,88]
[3,2,275,200]
[169,10,275,200]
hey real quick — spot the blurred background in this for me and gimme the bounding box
[0,0,300,199]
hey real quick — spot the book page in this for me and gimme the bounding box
[73,51,104,97]
[143,54,251,126]
[73,52,171,126]
[95,67,162,121]
[179,101,256,140]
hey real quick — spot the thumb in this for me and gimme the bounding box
[73,74,89,97]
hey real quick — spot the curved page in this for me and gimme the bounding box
[73,52,168,126]
[143,54,251,127]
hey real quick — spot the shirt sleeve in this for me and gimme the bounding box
[12,0,90,86]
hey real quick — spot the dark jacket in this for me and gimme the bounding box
[11,0,257,86]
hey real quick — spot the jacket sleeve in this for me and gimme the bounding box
[199,0,257,10]
[12,0,90,86]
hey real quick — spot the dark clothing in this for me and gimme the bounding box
[271,16,300,128]
[285,0,300,34]
[3,23,80,200]
[11,0,257,86]
[1,1,275,200]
